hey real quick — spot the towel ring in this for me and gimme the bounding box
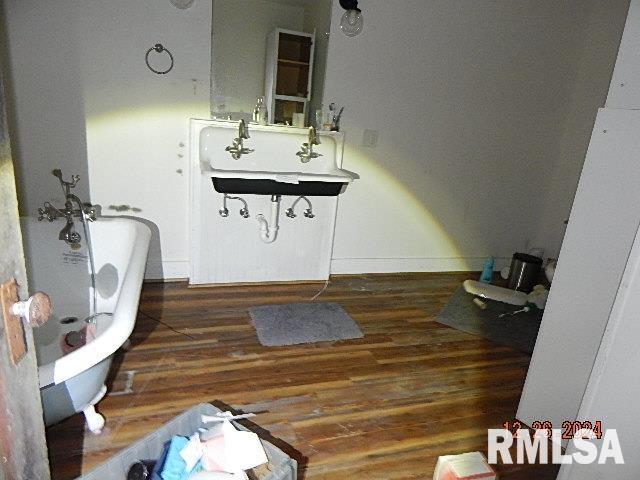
[145,43,174,75]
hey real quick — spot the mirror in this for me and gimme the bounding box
[211,0,333,127]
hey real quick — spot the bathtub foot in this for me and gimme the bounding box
[83,405,105,434]
[83,384,107,434]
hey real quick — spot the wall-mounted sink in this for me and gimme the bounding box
[198,121,357,196]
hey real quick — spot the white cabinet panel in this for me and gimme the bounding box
[607,0,640,109]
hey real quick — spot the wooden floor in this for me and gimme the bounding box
[46,273,558,479]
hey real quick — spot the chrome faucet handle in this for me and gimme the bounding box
[296,143,322,163]
[37,207,50,222]
[225,135,254,160]
[225,138,239,151]
[296,145,310,163]
[84,205,98,222]
[37,202,59,222]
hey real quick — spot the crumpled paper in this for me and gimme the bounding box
[179,412,267,477]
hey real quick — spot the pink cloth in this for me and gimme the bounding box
[200,436,227,472]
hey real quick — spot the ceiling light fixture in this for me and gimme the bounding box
[339,0,363,37]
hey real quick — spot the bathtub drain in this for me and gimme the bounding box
[64,330,84,347]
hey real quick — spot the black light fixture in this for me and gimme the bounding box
[339,0,363,37]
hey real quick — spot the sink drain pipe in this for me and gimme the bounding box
[256,195,281,243]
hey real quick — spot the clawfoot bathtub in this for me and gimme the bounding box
[21,217,150,432]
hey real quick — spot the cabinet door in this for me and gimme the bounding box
[517,108,640,439]
[264,30,277,124]
[275,31,313,98]
[266,29,315,125]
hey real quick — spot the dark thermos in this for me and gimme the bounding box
[127,460,156,480]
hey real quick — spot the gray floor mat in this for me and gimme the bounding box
[249,302,363,347]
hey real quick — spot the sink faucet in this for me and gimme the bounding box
[38,169,97,247]
[238,118,250,140]
[296,126,323,163]
[225,119,254,160]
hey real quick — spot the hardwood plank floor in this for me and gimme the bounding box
[46,273,559,479]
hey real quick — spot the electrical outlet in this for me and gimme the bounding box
[362,129,379,148]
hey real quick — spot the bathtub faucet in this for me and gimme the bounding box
[37,169,98,246]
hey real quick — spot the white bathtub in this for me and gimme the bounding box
[21,217,150,431]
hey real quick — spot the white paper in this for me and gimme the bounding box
[200,419,268,473]
[201,412,256,424]
[180,433,204,472]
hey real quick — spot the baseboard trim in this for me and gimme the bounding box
[146,257,511,280]
[188,279,326,288]
[330,256,510,274]
[145,259,189,280]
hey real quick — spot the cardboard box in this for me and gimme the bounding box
[433,452,497,480]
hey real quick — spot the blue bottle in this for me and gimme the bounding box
[479,256,494,283]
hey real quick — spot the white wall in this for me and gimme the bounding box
[529,2,631,256]
[4,1,629,280]
[324,0,629,274]
[3,1,91,215]
[4,0,212,279]
[211,0,304,115]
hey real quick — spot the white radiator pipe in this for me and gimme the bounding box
[256,195,281,243]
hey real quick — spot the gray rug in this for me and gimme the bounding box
[435,286,543,354]
[249,302,364,346]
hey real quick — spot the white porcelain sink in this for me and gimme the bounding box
[197,120,357,196]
